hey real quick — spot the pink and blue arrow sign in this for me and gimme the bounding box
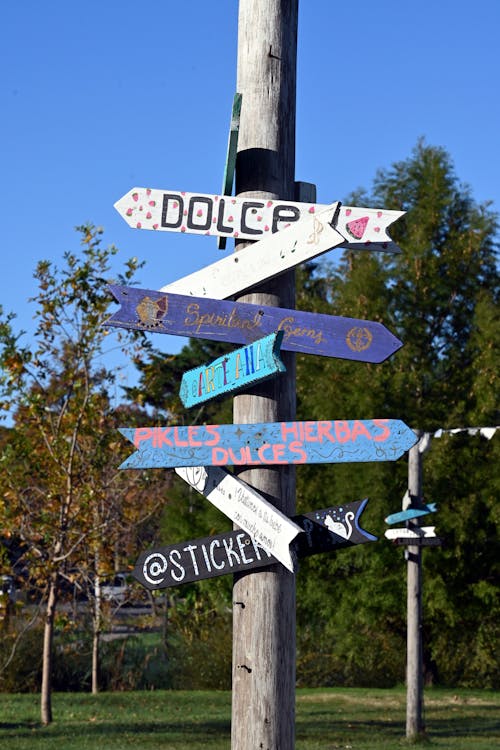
[118,419,417,469]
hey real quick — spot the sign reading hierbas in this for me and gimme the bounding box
[119,419,417,469]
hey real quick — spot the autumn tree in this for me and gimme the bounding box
[0,225,167,720]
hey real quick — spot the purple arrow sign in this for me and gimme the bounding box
[133,499,377,589]
[118,419,417,469]
[105,284,402,364]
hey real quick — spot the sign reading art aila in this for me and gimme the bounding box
[179,332,286,407]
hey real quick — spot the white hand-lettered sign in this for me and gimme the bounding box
[175,465,302,572]
[114,187,404,253]
[160,202,344,298]
[384,526,436,540]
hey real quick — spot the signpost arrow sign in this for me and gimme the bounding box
[174,466,303,571]
[133,498,377,590]
[385,504,437,525]
[114,187,404,254]
[160,202,345,299]
[106,284,403,363]
[392,537,443,547]
[118,419,418,470]
[384,526,436,540]
[218,93,242,250]
[179,331,286,408]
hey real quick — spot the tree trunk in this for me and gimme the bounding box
[232,1,298,748]
[406,435,425,739]
[92,572,101,694]
[41,573,58,725]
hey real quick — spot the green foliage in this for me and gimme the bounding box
[0,688,499,749]
[0,621,43,692]
[165,592,232,689]
[0,226,172,717]
[294,140,499,688]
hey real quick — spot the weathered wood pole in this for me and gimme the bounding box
[232,1,298,748]
[406,434,425,739]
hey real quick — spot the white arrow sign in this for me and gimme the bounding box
[175,466,302,572]
[384,526,436,540]
[114,187,404,254]
[160,202,345,298]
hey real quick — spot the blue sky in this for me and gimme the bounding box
[1,0,499,403]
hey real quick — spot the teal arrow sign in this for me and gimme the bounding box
[179,332,286,408]
[385,503,437,525]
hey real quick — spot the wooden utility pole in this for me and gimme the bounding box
[232,1,298,748]
[406,434,424,739]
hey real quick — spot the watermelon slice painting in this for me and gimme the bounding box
[346,216,369,240]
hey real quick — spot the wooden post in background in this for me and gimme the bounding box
[406,433,425,739]
[232,1,298,748]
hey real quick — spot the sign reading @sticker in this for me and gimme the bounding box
[133,499,376,589]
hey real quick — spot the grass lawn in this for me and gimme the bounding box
[0,687,498,749]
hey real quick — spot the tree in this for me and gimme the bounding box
[0,225,166,720]
[294,139,499,686]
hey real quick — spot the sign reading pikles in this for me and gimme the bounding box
[118,419,418,469]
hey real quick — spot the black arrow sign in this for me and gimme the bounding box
[133,499,376,590]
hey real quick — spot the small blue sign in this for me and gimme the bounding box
[179,332,286,407]
[385,503,437,525]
